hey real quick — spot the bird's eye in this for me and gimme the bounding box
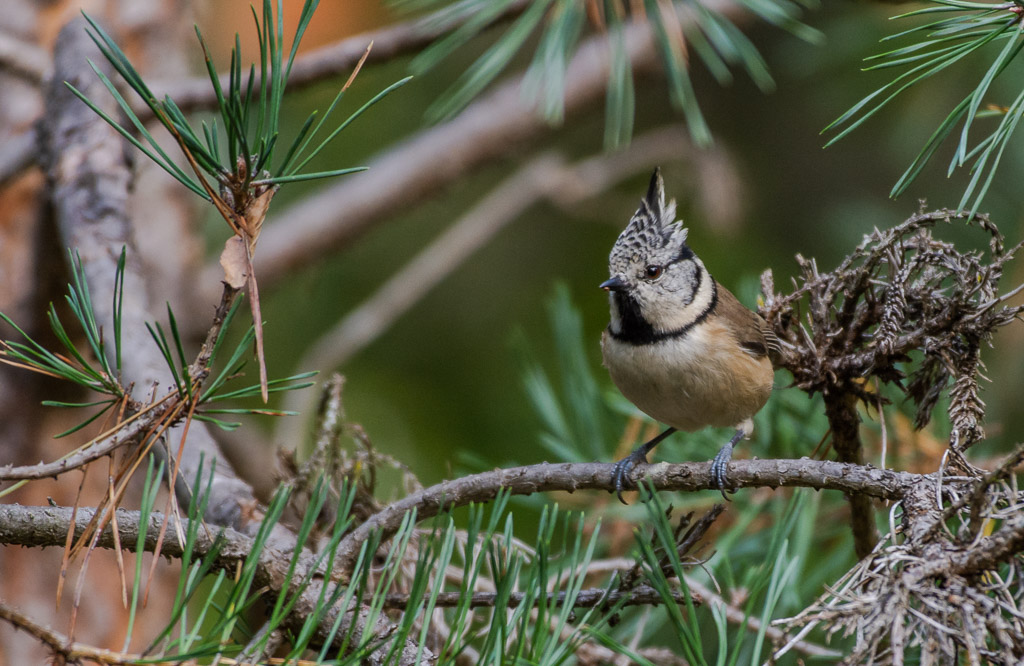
[643,264,664,281]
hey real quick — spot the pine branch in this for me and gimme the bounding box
[334,458,919,580]
[3,449,1017,663]
[0,394,173,482]
[381,583,692,611]
[39,16,284,541]
[0,502,419,662]
[0,2,529,189]
[0,600,137,666]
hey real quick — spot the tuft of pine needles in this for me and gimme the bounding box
[826,0,1024,214]
[68,0,409,402]
[399,0,822,148]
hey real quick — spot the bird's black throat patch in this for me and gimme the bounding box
[610,291,658,344]
[609,281,719,346]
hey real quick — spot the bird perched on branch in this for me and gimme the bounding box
[600,168,778,501]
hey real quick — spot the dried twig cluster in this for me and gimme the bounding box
[761,207,1024,457]
[759,209,1024,663]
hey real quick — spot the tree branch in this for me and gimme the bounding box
[334,458,920,579]
[0,395,173,482]
[0,502,426,664]
[382,584,693,611]
[925,510,1024,578]
[682,575,843,659]
[0,460,918,567]
[823,388,879,559]
[38,16,269,539]
[0,601,136,666]
[0,456,944,663]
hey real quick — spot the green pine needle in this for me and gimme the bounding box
[826,0,1024,212]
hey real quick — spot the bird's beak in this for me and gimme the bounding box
[600,276,628,292]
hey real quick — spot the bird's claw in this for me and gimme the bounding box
[609,429,675,504]
[710,441,735,502]
[611,449,650,504]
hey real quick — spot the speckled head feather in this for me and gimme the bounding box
[609,168,690,274]
[605,168,714,342]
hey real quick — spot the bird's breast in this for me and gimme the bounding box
[601,318,773,431]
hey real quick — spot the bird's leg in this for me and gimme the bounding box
[611,427,677,504]
[710,428,747,500]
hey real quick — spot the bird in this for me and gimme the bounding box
[600,168,778,502]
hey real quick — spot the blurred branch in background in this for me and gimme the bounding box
[276,126,711,449]
[0,30,48,84]
[0,130,36,188]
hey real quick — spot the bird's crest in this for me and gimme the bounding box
[613,168,688,258]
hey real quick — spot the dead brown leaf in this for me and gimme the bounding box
[219,236,249,290]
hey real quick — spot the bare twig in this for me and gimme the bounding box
[0,601,136,666]
[382,583,692,610]
[334,458,919,580]
[920,441,1024,543]
[0,460,918,559]
[928,509,1024,578]
[683,575,843,659]
[0,395,173,483]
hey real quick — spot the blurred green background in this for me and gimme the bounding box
[198,0,1024,486]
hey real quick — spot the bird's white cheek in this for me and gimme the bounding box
[638,292,689,330]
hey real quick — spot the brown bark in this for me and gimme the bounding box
[823,387,879,559]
